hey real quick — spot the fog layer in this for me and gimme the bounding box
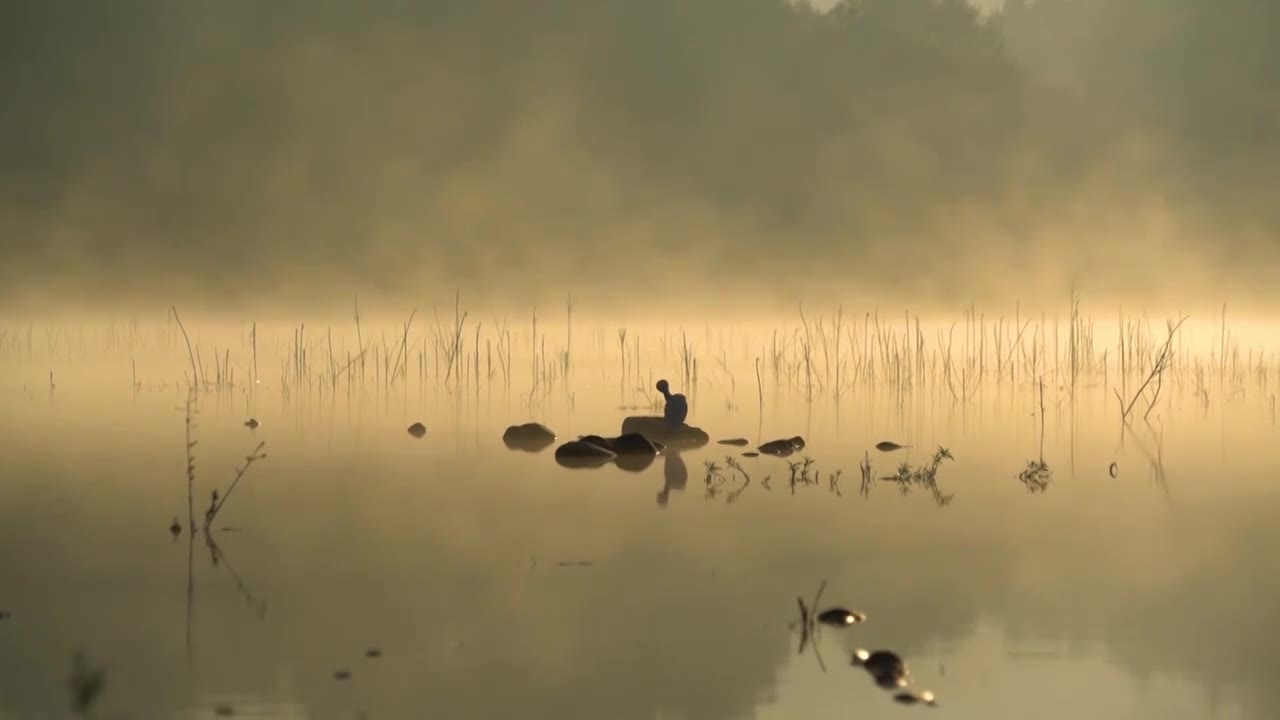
[2,0,1276,313]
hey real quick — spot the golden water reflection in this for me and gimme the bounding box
[0,372,1275,719]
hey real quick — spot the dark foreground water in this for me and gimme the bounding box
[1,373,1277,720]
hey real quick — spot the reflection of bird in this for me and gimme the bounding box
[655,379,688,428]
[657,451,688,507]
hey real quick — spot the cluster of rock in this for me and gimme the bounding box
[498,416,712,470]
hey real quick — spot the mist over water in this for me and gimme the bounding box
[2,0,1279,312]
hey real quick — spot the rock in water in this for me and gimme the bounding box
[875,441,910,452]
[717,438,750,446]
[852,649,910,689]
[554,440,617,468]
[609,432,663,456]
[503,422,556,452]
[816,608,867,627]
[893,690,937,707]
[407,422,428,438]
[620,417,710,449]
[758,436,806,457]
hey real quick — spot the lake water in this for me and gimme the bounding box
[1,321,1278,719]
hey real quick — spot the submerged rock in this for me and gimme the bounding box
[758,436,806,457]
[609,432,664,456]
[758,439,791,455]
[503,422,556,452]
[244,418,259,429]
[893,690,937,707]
[407,422,428,438]
[852,649,909,689]
[554,440,617,468]
[577,434,617,451]
[875,441,910,452]
[717,438,750,446]
[619,417,710,449]
[816,608,867,628]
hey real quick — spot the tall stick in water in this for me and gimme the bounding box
[755,356,764,413]
[184,389,198,534]
[170,306,199,390]
[251,322,258,389]
[565,292,574,378]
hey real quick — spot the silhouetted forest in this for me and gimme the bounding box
[1,0,1275,308]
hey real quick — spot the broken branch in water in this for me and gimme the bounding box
[1114,315,1189,422]
[203,442,268,531]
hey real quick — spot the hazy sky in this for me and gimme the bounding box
[1,0,1276,316]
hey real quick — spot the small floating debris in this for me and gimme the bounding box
[816,608,867,628]
[742,452,759,458]
[244,418,259,429]
[365,648,383,659]
[875,441,910,452]
[717,438,750,446]
[213,704,236,717]
[893,690,938,707]
[407,422,428,438]
[1018,459,1053,493]
[169,518,182,537]
[333,669,351,681]
[1109,462,1119,478]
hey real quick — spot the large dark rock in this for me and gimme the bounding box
[554,439,617,469]
[571,432,664,456]
[619,417,710,449]
[503,422,556,452]
[561,432,662,471]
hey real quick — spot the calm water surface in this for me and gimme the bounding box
[1,361,1277,719]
